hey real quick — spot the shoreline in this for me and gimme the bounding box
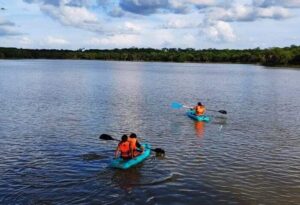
[1,58,299,69]
[1,45,300,68]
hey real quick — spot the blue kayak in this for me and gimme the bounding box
[186,110,210,122]
[110,144,151,169]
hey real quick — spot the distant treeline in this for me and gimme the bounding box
[1,45,300,67]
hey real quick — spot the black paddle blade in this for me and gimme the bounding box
[99,134,114,140]
[219,110,227,114]
[152,148,165,155]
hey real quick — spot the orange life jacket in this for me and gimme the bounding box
[128,137,137,150]
[128,137,141,157]
[195,105,206,115]
[118,141,130,158]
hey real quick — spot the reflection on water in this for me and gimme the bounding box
[111,167,142,191]
[194,121,205,138]
[0,60,300,204]
[109,156,173,190]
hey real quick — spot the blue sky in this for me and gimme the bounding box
[0,0,300,50]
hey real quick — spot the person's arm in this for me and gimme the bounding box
[114,146,119,159]
[136,141,144,152]
[130,143,134,158]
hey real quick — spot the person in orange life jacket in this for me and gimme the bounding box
[193,102,206,116]
[115,135,131,160]
[128,133,144,158]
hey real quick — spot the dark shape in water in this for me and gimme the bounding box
[82,152,105,161]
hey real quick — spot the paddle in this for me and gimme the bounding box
[171,102,227,115]
[99,134,165,155]
[171,102,190,109]
[206,109,227,115]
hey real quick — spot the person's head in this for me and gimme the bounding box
[129,133,137,138]
[198,102,202,106]
[121,134,128,142]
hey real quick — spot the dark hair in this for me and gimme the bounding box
[198,102,202,106]
[129,133,137,138]
[121,135,128,142]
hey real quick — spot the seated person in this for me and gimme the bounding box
[193,102,206,116]
[128,133,144,157]
[114,135,131,160]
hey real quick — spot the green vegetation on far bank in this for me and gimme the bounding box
[1,45,300,67]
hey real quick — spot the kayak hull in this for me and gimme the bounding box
[110,143,151,169]
[186,110,210,122]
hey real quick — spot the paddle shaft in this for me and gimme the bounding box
[206,109,227,114]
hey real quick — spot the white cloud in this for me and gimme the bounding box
[186,0,214,4]
[165,0,189,14]
[123,22,142,33]
[88,34,140,48]
[41,4,103,32]
[108,6,125,17]
[184,0,215,8]
[253,0,300,8]
[182,33,197,47]
[207,3,291,22]
[87,30,198,49]
[66,0,96,7]
[45,36,69,45]
[207,4,254,22]
[161,18,199,29]
[19,36,32,46]
[151,30,174,47]
[196,1,293,43]
[256,6,291,19]
[145,30,199,48]
[201,21,236,42]
[12,0,300,48]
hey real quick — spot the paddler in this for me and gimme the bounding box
[114,135,131,160]
[128,133,144,157]
[193,102,206,116]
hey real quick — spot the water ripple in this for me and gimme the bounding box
[0,60,300,204]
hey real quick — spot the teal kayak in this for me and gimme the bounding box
[110,143,151,169]
[186,110,210,122]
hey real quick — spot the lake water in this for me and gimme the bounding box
[0,60,299,205]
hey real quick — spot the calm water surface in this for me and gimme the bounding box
[0,60,299,205]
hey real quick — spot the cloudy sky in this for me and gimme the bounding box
[0,0,300,50]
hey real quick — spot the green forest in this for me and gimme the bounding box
[1,45,300,67]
